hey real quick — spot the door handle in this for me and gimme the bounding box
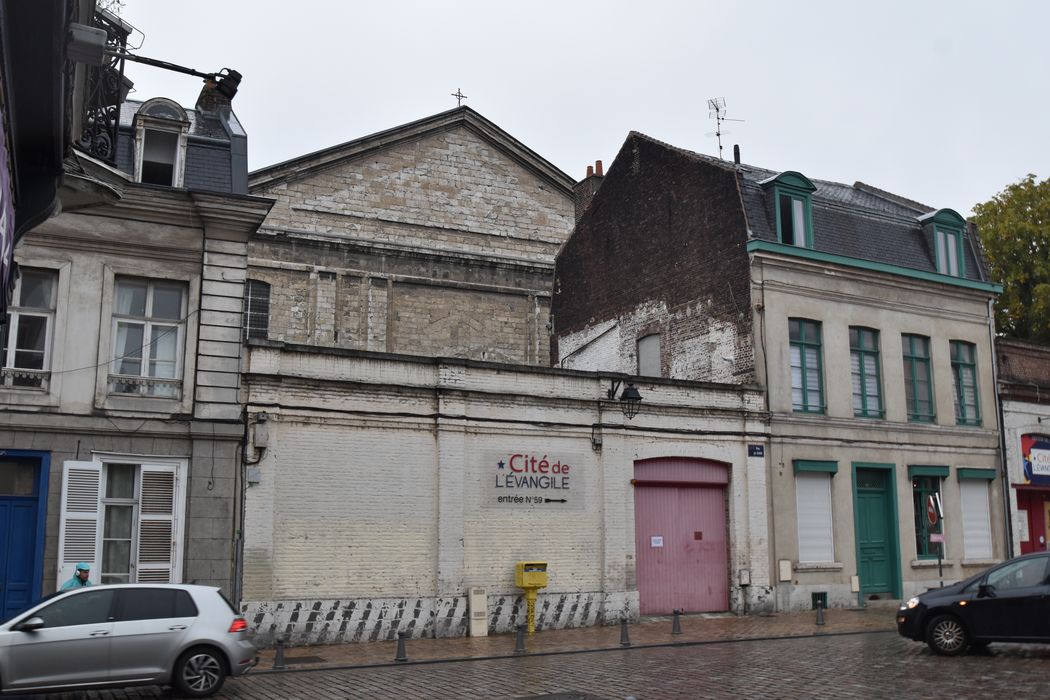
[90,630,110,637]
[168,625,187,631]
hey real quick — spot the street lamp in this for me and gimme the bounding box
[608,380,643,420]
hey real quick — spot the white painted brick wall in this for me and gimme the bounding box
[242,347,771,644]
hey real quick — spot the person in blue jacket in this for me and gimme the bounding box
[60,562,92,590]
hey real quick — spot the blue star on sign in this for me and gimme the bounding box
[497,460,505,469]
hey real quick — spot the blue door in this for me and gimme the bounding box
[1,453,48,620]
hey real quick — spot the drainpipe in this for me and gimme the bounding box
[988,299,1014,556]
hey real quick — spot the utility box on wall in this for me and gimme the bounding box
[468,587,488,637]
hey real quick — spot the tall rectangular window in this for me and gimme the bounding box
[59,459,182,586]
[902,334,935,422]
[850,327,882,418]
[950,340,980,425]
[141,129,180,186]
[1,268,57,390]
[778,194,810,247]
[935,227,963,277]
[790,318,823,413]
[796,472,834,563]
[243,279,271,342]
[110,278,186,398]
[960,478,993,559]
[912,475,943,559]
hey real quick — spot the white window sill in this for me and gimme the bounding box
[794,562,844,572]
[961,558,998,567]
[911,559,954,568]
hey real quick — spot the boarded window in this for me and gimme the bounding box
[637,334,661,377]
[796,472,834,563]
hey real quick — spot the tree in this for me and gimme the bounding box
[973,174,1050,341]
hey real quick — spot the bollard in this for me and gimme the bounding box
[619,617,631,647]
[394,631,408,662]
[815,600,826,626]
[671,608,682,636]
[514,624,526,654]
[272,636,286,670]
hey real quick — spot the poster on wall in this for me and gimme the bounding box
[482,451,586,511]
[1021,434,1050,486]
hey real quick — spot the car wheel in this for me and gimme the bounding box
[925,614,969,656]
[174,647,227,698]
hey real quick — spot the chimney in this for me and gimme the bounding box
[573,160,605,223]
[195,70,241,114]
[733,144,740,165]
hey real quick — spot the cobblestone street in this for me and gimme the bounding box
[19,631,1050,700]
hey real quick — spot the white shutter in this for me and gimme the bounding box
[960,479,993,559]
[58,461,102,587]
[136,464,178,583]
[796,472,835,563]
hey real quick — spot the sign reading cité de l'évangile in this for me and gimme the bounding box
[483,452,585,510]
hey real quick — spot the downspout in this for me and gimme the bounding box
[989,298,1014,556]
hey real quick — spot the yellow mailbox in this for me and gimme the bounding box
[515,561,548,634]
[515,561,548,589]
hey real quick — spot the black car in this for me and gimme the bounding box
[897,552,1050,655]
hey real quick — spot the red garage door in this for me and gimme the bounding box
[633,458,728,615]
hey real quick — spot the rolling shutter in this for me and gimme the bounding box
[58,461,102,586]
[796,472,834,563]
[136,464,178,582]
[960,479,993,559]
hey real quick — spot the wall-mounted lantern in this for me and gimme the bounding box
[608,380,643,420]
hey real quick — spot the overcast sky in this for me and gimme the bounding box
[117,0,1047,216]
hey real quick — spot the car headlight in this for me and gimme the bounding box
[902,597,920,610]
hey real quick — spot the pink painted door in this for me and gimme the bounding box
[633,459,728,614]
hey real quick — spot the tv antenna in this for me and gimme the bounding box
[707,97,745,160]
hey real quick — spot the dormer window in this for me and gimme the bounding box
[133,98,189,188]
[918,209,967,278]
[761,171,817,248]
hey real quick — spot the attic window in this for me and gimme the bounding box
[133,98,189,188]
[918,209,967,278]
[935,226,964,277]
[761,172,816,248]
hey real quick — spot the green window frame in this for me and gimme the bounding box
[950,340,980,425]
[911,474,943,559]
[762,172,816,248]
[902,334,935,423]
[849,327,883,418]
[935,226,965,277]
[790,318,824,414]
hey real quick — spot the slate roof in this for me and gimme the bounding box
[118,100,230,140]
[628,132,991,284]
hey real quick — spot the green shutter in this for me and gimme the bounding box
[794,460,838,475]
[908,465,950,479]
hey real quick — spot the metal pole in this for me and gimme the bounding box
[671,608,682,635]
[514,624,526,654]
[394,631,408,662]
[619,617,631,647]
[815,600,825,626]
[272,637,286,670]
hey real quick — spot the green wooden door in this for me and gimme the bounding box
[855,468,893,594]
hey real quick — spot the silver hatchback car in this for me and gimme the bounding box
[0,584,257,697]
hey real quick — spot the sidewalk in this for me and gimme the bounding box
[252,603,899,673]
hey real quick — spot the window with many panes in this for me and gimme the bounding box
[242,279,271,342]
[912,475,943,559]
[850,327,883,418]
[790,318,824,413]
[1,268,57,390]
[109,278,186,398]
[902,334,935,422]
[950,340,980,425]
